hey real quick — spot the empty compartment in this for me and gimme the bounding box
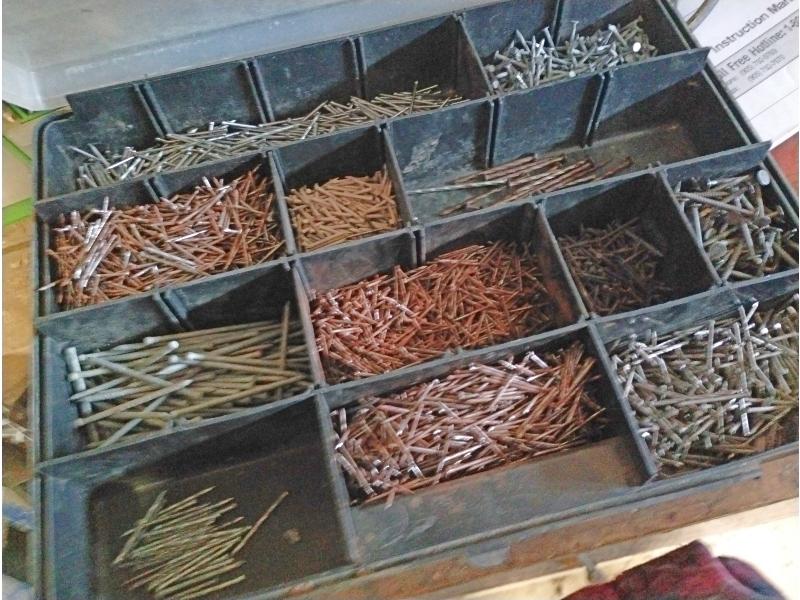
[302,202,580,385]
[36,153,287,316]
[358,15,488,103]
[35,262,314,461]
[333,326,647,561]
[597,272,798,477]
[667,163,799,283]
[591,51,751,170]
[544,173,716,317]
[252,38,361,121]
[36,84,162,199]
[38,398,353,599]
[274,126,409,252]
[146,61,266,133]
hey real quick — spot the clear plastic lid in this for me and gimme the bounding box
[2,0,494,110]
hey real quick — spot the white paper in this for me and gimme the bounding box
[675,0,799,146]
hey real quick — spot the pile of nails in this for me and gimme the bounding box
[674,171,799,281]
[409,154,633,216]
[71,84,462,189]
[332,342,606,505]
[312,242,557,382]
[65,310,312,450]
[558,218,672,316]
[287,169,400,252]
[484,18,656,92]
[114,487,288,599]
[46,168,284,309]
[609,297,799,473]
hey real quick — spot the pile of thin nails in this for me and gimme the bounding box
[46,168,283,309]
[609,298,799,473]
[312,242,557,382]
[485,18,655,92]
[71,84,462,189]
[411,154,633,216]
[65,311,312,450]
[558,218,671,316]
[675,171,799,281]
[114,487,288,599]
[287,169,400,252]
[333,342,606,504]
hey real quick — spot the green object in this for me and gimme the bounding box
[3,135,32,165]
[4,101,53,124]
[3,105,39,227]
[3,197,33,226]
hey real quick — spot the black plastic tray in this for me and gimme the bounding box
[31,0,799,598]
[34,0,709,201]
[35,56,766,319]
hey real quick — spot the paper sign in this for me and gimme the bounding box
[675,0,799,146]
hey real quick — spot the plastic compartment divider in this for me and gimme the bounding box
[660,164,799,287]
[327,323,649,562]
[313,395,363,563]
[35,151,291,319]
[250,38,362,122]
[35,260,316,461]
[37,396,354,599]
[542,172,720,317]
[143,60,268,134]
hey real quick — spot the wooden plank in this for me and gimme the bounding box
[416,498,798,600]
[297,453,798,599]
[2,218,33,408]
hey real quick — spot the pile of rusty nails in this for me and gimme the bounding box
[405,154,633,216]
[674,171,799,281]
[287,169,400,252]
[311,242,557,382]
[332,342,606,505]
[65,310,312,450]
[558,218,672,316]
[45,168,283,309]
[71,84,462,189]
[608,297,799,473]
[484,18,656,92]
[114,487,288,599]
